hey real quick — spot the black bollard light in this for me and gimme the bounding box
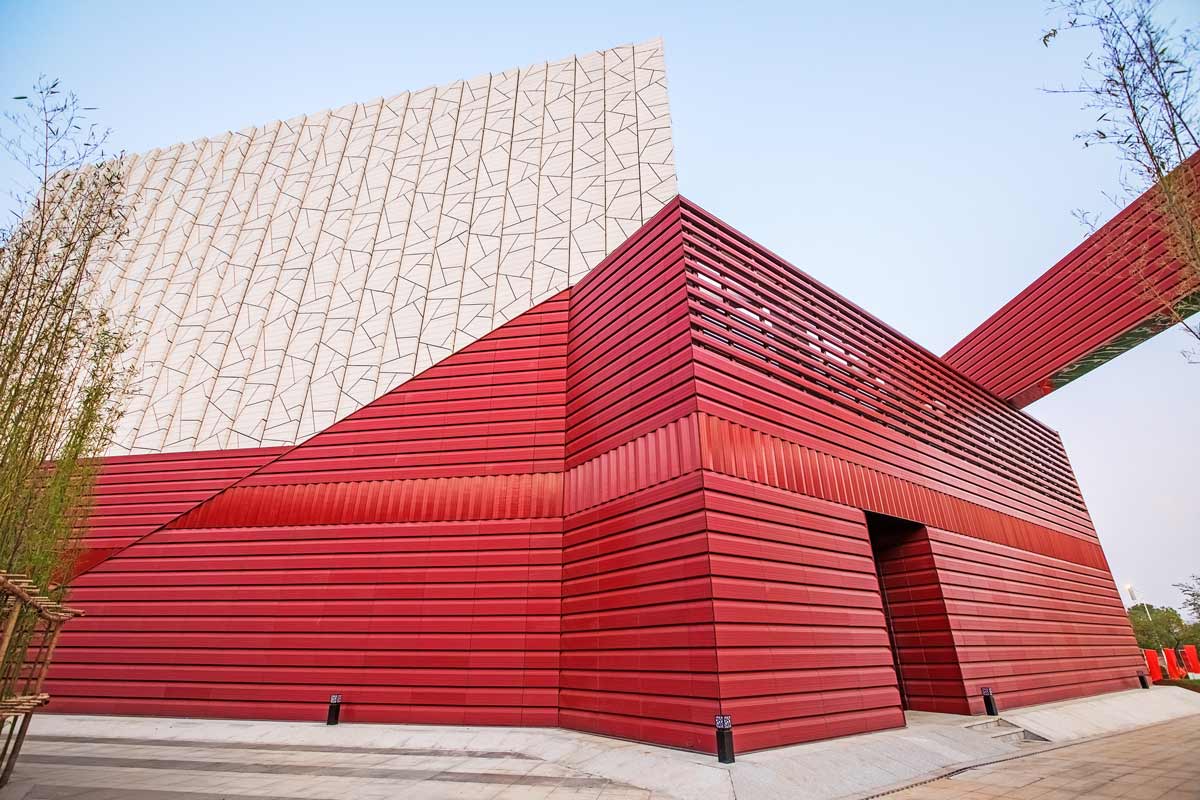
[981,687,998,717]
[327,693,342,725]
[715,714,734,763]
[1137,672,1150,689]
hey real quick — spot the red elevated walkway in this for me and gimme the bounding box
[945,154,1200,407]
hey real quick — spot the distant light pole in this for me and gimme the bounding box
[1125,584,1155,627]
[1126,584,1166,669]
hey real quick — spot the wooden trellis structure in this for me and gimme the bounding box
[0,573,83,786]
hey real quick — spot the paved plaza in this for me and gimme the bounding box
[886,715,1200,800]
[4,693,1198,800]
[6,733,652,799]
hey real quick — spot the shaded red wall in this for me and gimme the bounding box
[925,526,1141,712]
[51,197,1143,752]
[675,200,1142,719]
[871,519,968,714]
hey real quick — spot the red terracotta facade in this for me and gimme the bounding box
[49,197,1143,753]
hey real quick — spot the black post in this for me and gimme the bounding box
[327,693,342,725]
[715,714,734,763]
[981,687,998,717]
[1138,672,1150,689]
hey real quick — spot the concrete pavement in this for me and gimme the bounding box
[5,687,1199,799]
[886,714,1200,800]
[10,733,653,799]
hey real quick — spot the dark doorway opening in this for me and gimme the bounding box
[865,512,924,711]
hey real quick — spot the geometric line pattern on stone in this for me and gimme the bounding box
[95,38,676,455]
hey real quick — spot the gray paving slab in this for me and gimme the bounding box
[20,752,613,787]
[11,687,1200,800]
[885,715,1200,799]
[28,734,535,759]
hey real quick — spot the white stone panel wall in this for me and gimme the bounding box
[634,39,677,209]
[455,67,517,347]
[494,62,545,326]
[568,50,607,283]
[99,38,676,455]
[530,56,576,301]
[604,45,642,253]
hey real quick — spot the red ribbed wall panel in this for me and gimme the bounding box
[673,200,1139,722]
[71,446,289,578]
[558,203,716,749]
[564,205,692,465]
[680,208,1095,542]
[696,413,1105,569]
[561,475,716,750]
[52,292,570,727]
[870,522,1141,714]
[703,476,904,750]
[51,197,1142,753]
[945,153,1200,407]
[924,526,1141,712]
[872,521,967,713]
[82,447,288,551]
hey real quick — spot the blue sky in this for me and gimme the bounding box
[1,0,1196,610]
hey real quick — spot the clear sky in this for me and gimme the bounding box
[1,0,1196,610]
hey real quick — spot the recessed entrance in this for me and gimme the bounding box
[866,514,973,714]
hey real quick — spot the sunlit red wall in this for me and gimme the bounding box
[73,447,288,574]
[55,292,571,725]
[49,197,1143,753]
